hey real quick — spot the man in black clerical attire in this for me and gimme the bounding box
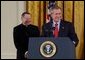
[13,12,40,59]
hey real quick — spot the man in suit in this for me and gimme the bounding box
[13,12,40,59]
[42,6,79,47]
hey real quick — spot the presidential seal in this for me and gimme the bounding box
[40,41,56,58]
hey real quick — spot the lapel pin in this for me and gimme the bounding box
[62,27,64,29]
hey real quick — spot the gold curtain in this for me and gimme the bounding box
[26,1,84,59]
[74,1,84,59]
[26,1,45,34]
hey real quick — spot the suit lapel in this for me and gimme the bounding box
[48,22,54,37]
[48,20,65,37]
[58,20,65,37]
[50,22,54,37]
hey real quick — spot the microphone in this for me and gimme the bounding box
[52,22,55,31]
[52,27,55,30]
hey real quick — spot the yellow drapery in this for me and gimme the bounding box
[26,1,45,34]
[26,1,84,59]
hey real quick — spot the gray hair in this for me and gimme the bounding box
[50,6,62,14]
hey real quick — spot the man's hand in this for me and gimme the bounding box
[24,51,29,59]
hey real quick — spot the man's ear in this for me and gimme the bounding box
[21,16,23,20]
[60,16,62,19]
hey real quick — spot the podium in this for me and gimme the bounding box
[27,37,76,59]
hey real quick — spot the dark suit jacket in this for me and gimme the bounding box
[13,24,40,59]
[42,20,79,47]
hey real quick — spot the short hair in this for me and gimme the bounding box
[21,12,30,17]
[50,6,62,14]
[51,6,61,10]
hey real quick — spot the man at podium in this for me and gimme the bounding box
[42,6,79,47]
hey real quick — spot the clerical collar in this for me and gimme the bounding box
[21,23,31,27]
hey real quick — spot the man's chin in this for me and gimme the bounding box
[54,20,59,22]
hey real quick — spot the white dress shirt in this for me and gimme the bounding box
[52,20,61,31]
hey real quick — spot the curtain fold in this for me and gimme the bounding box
[74,1,84,59]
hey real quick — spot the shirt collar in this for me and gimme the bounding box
[52,20,61,27]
